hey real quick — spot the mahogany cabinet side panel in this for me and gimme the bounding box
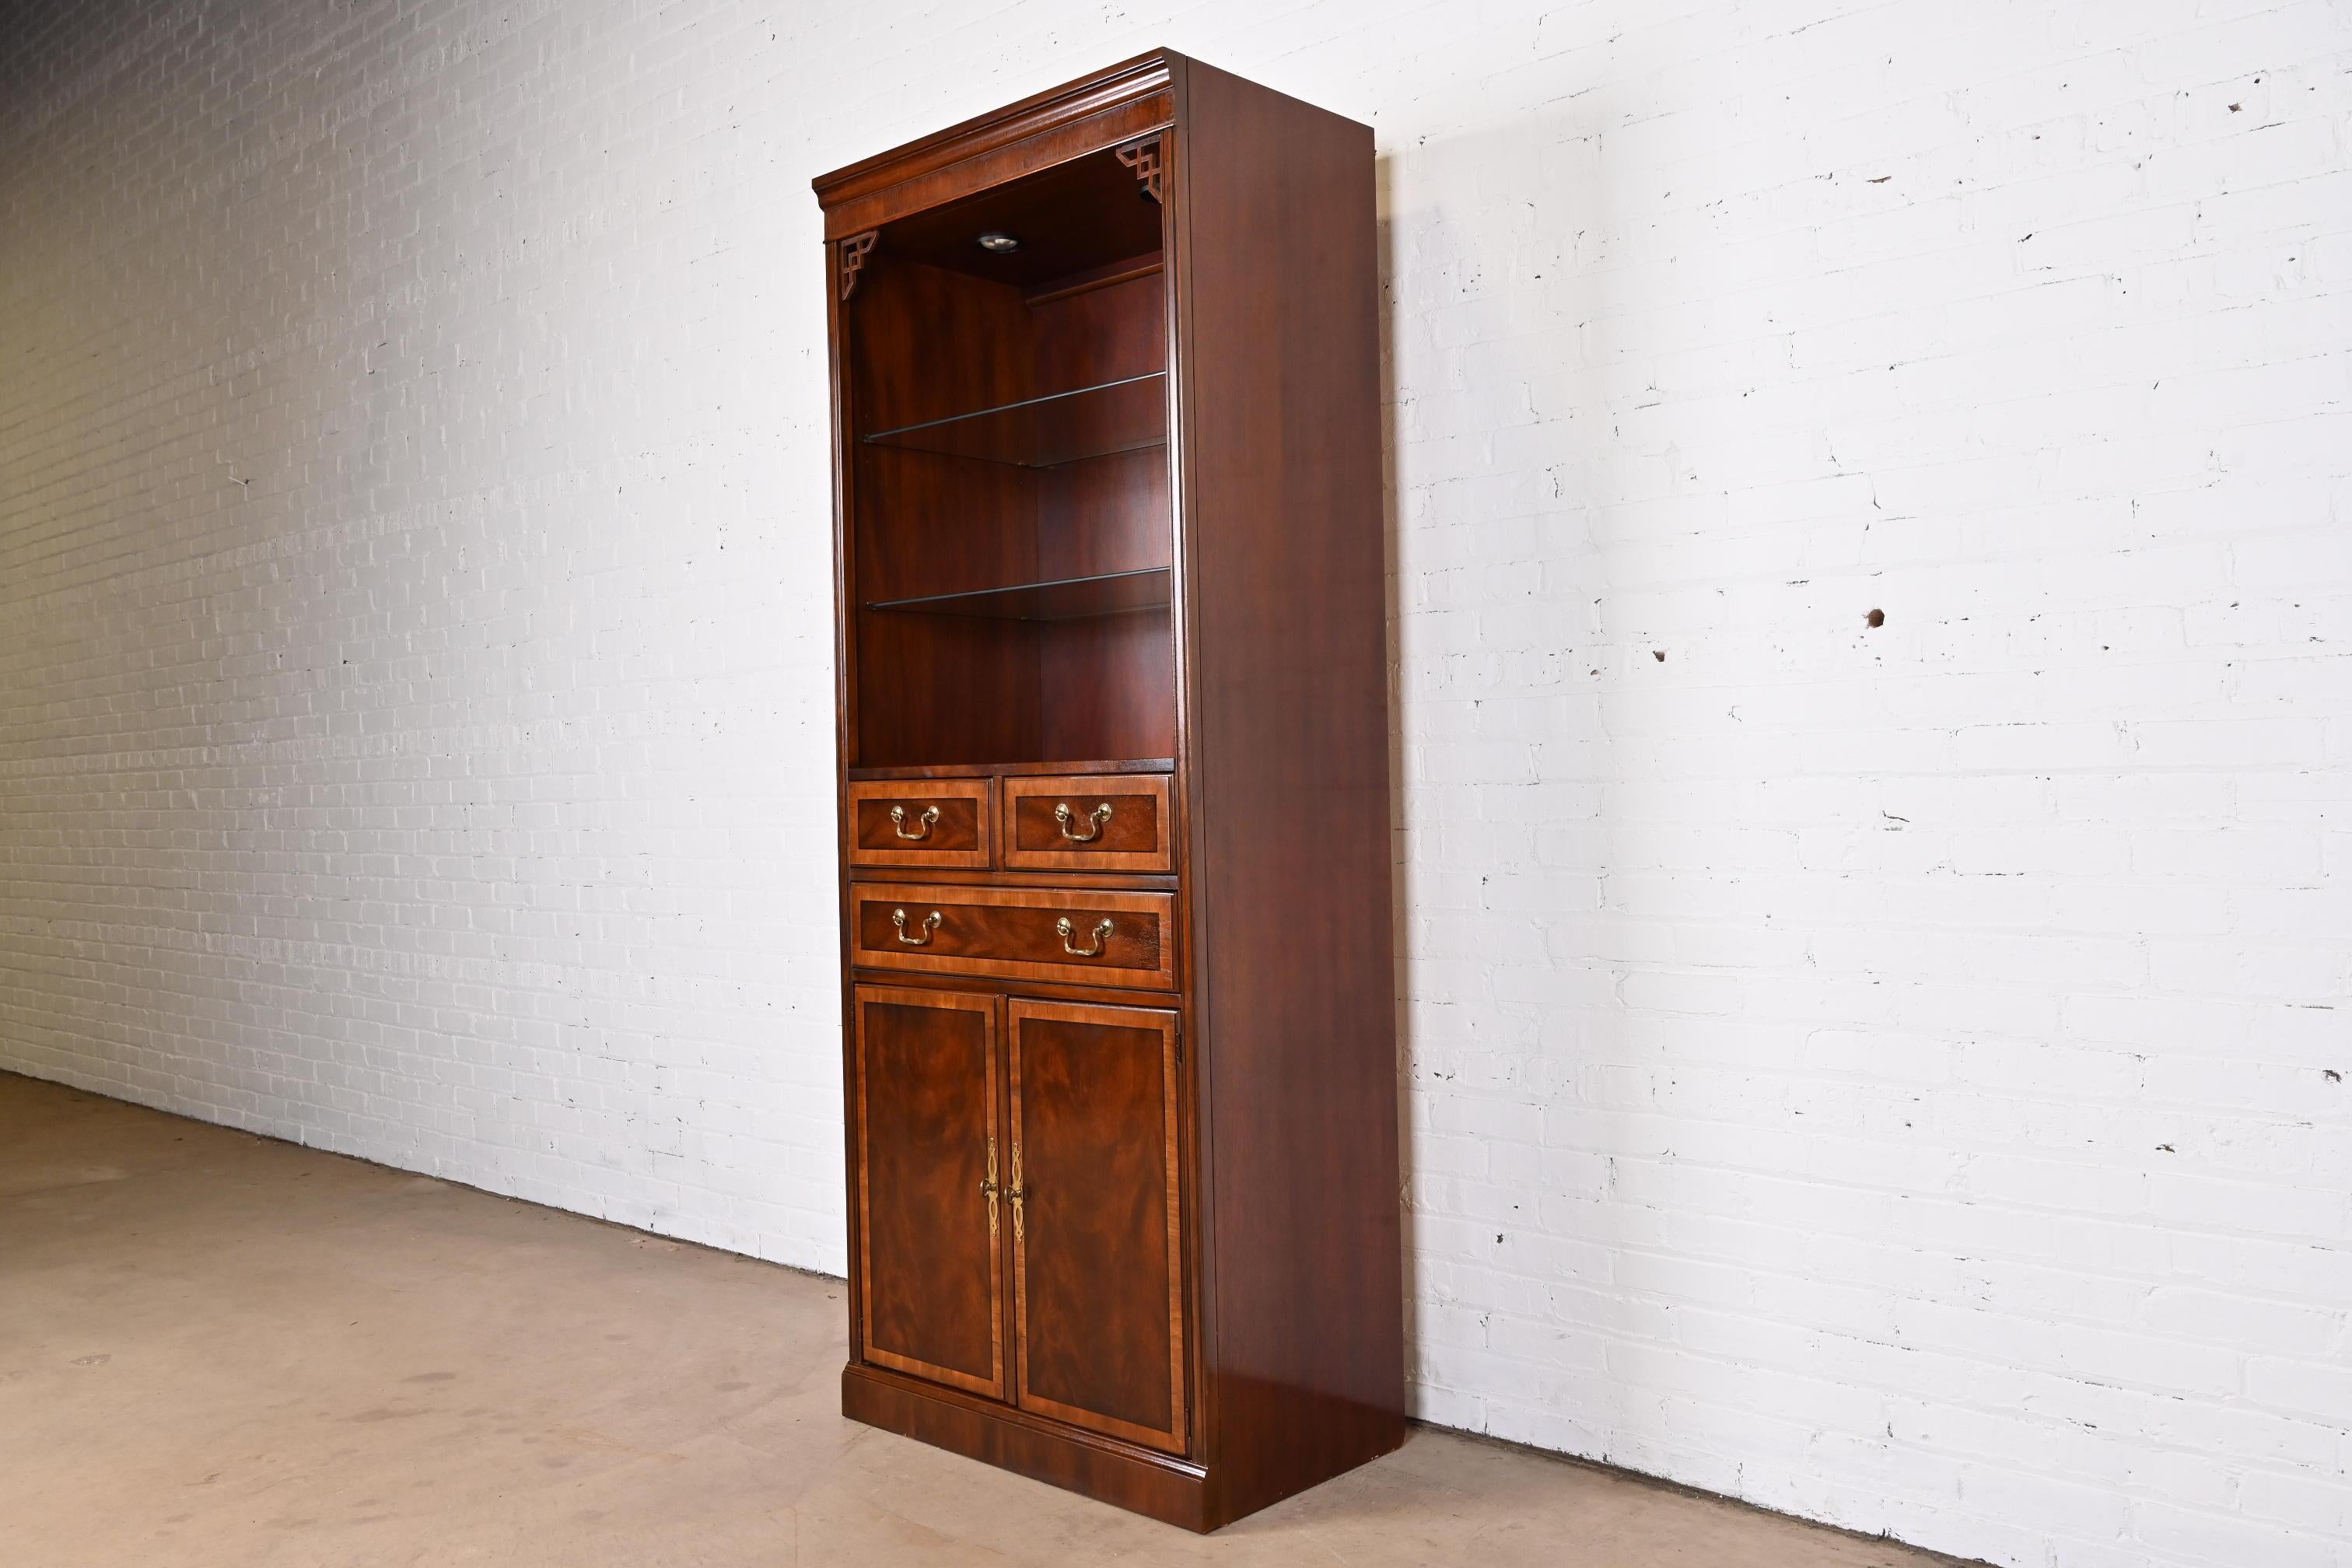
[1171,60,1405,1521]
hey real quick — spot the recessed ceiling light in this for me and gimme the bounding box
[976,232,1020,254]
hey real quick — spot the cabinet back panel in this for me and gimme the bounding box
[849,258,1034,433]
[1031,266,1166,387]
[1034,269,1171,580]
[1037,449,1170,580]
[1038,611,1176,763]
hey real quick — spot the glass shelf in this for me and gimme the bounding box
[865,566,1171,621]
[861,372,1167,468]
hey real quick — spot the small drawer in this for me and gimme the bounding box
[850,882,1177,991]
[846,779,993,869]
[1001,774,1173,873]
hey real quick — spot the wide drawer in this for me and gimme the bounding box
[846,779,993,869]
[1001,773,1173,873]
[849,882,1177,991]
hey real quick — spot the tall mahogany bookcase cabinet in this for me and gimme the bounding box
[810,51,1402,1531]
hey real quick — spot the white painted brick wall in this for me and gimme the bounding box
[2,3,2346,1565]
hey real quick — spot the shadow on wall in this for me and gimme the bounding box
[1377,106,1655,1458]
[1376,159,1416,1421]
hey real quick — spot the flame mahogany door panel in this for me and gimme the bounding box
[852,985,1005,1400]
[1006,999,1185,1453]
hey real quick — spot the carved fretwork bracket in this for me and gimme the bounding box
[839,230,878,299]
[1116,136,1164,203]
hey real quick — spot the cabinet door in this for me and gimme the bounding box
[1007,999,1185,1452]
[853,985,1004,1400]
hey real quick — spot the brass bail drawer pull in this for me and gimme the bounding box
[889,804,940,841]
[1053,801,1114,842]
[1056,915,1114,957]
[891,908,942,947]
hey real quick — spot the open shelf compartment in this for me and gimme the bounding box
[866,566,1170,621]
[861,372,1167,469]
[843,142,1176,768]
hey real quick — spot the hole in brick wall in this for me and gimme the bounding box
[1865,608,1885,628]
[1652,649,1666,662]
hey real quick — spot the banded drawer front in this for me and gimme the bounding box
[846,779,992,869]
[850,883,1176,992]
[1000,773,1172,873]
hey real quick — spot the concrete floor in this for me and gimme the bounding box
[2,1073,1963,1567]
